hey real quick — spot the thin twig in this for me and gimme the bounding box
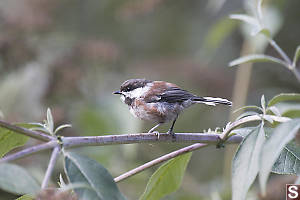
[268,38,292,66]
[41,146,61,189]
[62,133,243,148]
[114,143,208,182]
[0,120,53,141]
[0,140,58,163]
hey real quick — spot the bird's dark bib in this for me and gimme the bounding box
[125,97,134,106]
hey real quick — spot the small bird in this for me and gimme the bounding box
[113,79,232,136]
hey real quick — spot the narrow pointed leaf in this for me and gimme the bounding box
[259,119,300,194]
[236,111,260,121]
[139,153,192,200]
[54,124,72,134]
[64,152,126,200]
[46,108,54,134]
[268,93,300,107]
[233,105,263,114]
[232,124,265,200]
[229,54,287,67]
[261,95,266,112]
[292,45,300,67]
[229,14,259,27]
[0,163,40,195]
[267,106,281,116]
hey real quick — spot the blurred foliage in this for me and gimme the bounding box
[0,0,299,199]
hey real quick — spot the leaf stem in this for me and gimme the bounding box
[41,146,61,189]
[0,120,53,141]
[114,143,208,182]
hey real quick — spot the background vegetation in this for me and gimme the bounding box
[0,0,300,199]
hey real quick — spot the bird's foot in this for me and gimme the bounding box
[167,130,175,138]
[148,130,160,140]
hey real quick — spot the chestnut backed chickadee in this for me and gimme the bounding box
[113,79,232,136]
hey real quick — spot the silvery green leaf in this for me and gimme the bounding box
[54,124,72,135]
[292,46,300,67]
[233,105,263,114]
[46,108,54,134]
[267,106,281,116]
[251,27,271,38]
[29,127,48,133]
[229,54,287,67]
[263,115,273,124]
[236,111,260,120]
[268,93,300,107]
[261,95,266,113]
[259,119,300,195]
[257,0,264,23]
[232,123,265,200]
[0,163,40,195]
[230,14,259,27]
[64,152,126,200]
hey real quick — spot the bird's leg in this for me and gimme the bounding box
[167,115,178,138]
[148,123,162,139]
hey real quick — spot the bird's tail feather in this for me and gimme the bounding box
[193,97,232,106]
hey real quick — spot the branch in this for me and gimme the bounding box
[0,141,58,163]
[0,120,53,141]
[62,133,243,148]
[41,146,61,189]
[114,143,208,183]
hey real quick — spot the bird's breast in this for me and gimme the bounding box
[129,99,182,123]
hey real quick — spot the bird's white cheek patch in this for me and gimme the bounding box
[126,86,151,98]
[120,95,125,103]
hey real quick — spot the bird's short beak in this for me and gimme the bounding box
[113,91,122,95]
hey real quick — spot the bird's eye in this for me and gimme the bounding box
[126,87,130,92]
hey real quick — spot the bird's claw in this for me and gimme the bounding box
[167,130,175,138]
[148,130,160,140]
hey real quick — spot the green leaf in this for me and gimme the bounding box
[0,127,29,158]
[232,124,265,200]
[268,93,300,107]
[140,153,192,200]
[292,45,300,67]
[64,152,126,200]
[229,54,287,67]
[259,119,300,195]
[16,194,34,200]
[0,163,40,195]
[272,141,300,175]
